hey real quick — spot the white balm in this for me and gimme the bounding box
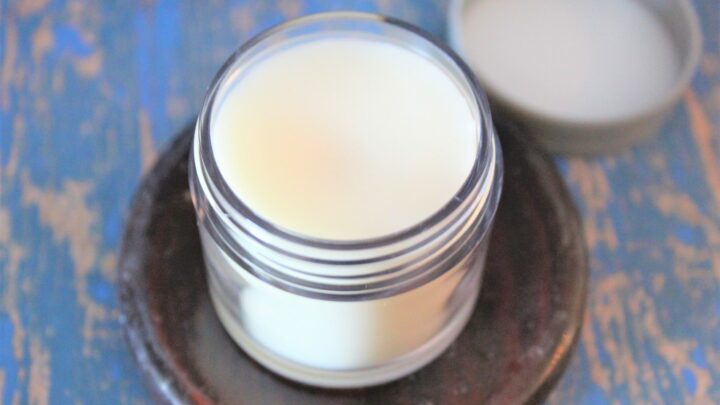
[460,0,680,120]
[212,38,477,240]
[191,14,503,388]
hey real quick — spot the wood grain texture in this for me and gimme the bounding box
[0,0,718,403]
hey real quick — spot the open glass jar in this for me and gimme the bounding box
[189,12,503,388]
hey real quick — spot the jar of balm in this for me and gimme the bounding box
[189,12,503,388]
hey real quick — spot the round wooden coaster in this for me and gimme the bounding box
[118,122,588,405]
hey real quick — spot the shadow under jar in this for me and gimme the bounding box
[189,12,503,389]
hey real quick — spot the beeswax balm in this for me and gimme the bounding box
[190,13,503,388]
[212,38,477,240]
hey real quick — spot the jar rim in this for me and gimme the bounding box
[195,11,497,250]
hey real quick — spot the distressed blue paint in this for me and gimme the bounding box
[53,24,95,57]
[2,0,719,403]
[0,112,12,159]
[89,275,114,306]
[102,206,121,247]
[134,7,155,112]
[580,384,609,405]
[591,320,612,368]
[683,368,698,395]
[675,223,700,244]
[0,316,18,403]
[111,362,122,381]
[132,0,181,148]
[692,346,708,368]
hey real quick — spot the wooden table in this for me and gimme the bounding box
[1,1,718,403]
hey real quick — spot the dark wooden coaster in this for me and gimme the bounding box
[118,122,588,405]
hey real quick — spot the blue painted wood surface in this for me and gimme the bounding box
[1,0,718,403]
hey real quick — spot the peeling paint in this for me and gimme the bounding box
[377,0,394,12]
[632,289,714,403]
[581,315,611,391]
[567,160,618,250]
[14,0,49,17]
[230,4,256,35]
[28,339,50,405]
[711,86,720,113]
[652,274,665,293]
[0,209,9,243]
[166,96,188,119]
[685,90,720,210]
[73,52,103,78]
[278,0,302,18]
[21,174,108,355]
[667,237,716,290]
[138,110,157,174]
[6,116,24,180]
[99,252,116,283]
[583,271,714,403]
[654,191,704,225]
[567,160,612,211]
[701,54,720,76]
[653,190,720,283]
[1,208,27,362]
[1,21,18,111]
[4,245,26,360]
[593,274,644,399]
[51,68,65,93]
[31,18,54,63]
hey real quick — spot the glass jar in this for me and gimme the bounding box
[189,12,503,388]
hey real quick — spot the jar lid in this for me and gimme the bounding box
[447,0,702,154]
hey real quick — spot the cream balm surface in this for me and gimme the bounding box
[211,37,477,240]
[461,0,680,121]
[192,15,503,388]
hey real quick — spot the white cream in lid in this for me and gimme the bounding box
[457,0,680,121]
